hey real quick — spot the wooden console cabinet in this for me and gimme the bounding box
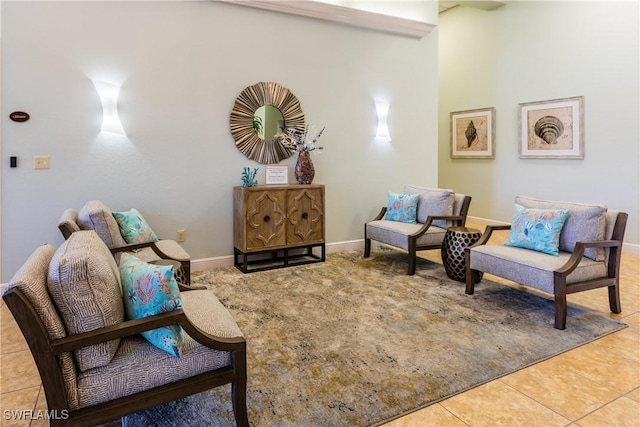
[233,184,325,272]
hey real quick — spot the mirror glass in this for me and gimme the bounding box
[253,105,284,141]
[230,81,305,164]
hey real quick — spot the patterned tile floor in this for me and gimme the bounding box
[1,222,638,426]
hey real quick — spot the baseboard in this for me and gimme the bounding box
[467,215,640,255]
[191,240,366,272]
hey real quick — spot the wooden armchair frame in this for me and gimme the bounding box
[364,195,472,275]
[3,287,248,427]
[465,212,628,329]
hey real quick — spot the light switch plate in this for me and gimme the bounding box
[34,155,50,170]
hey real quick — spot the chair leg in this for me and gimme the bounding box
[554,294,567,330]
[608,283,622,313]
[231,350,249,427]
[181,260,191,285]
[407,239,416,275]
[364,238,371,258]
[465,250,475,294]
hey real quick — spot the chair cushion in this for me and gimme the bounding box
[119,253,184,357]
[58,209,81,236]
[385,191,419,223]
[75,290,242,409]
[48,231,125,372]
[113,208,159,244]
[366,220,446,250]
[404,185,455,228]
[515,196,607,261]
[469,244,607,294]
[504,204,569,256]
[78,200,126,248]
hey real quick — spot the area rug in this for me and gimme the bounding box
[123,248,627,427]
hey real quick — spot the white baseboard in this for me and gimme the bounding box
[191,240,366,272]
[467,216,640,256]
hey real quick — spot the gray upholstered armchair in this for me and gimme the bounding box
[58,200,191,284]
[364,185,472,275]
[3,230,248,426]
[465,196,628,330]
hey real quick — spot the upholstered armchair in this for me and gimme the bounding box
[58,200,191,284]
[465,196,628,329]
[3,230,248,426]
[364,185,472,275]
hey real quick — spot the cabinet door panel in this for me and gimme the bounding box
[245,190,286,249]
[286,188,324,244]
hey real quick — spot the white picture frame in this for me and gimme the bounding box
[265,165,288,184]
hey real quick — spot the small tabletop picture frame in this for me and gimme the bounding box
[519,96,584,159]
[265,165,288,184]
[450,107,495,159]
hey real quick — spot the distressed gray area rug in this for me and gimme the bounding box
[123,249,626,427]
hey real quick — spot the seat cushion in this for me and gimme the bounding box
[78,200,127,248]
[48,230,125,372]
[366,220,446,250]
[515,196,607,261]
[469,244,607,294]
[75,290,243,409]
[404,185,454,228]
[130,240,191,263]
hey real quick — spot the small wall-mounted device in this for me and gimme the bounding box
[10,156,17,168]
[9,111,30,122]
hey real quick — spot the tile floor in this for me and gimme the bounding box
[1,223,639,427]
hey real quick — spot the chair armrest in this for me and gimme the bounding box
[555,240,621,276]
[178,283,207,291]
[110,240,188,262]
[369,207,387,222]
[468,224,511,248]
[409,215,466,238]
[51,309,245,355]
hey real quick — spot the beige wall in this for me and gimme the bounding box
[1,1,439,280]
[438,1,639,251]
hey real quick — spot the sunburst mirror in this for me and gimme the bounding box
[230,81,305,164]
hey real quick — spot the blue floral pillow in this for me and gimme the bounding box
[505,204,569,256]
[385,192,419,224]
[113,209,159,244]
[119,253,184,357]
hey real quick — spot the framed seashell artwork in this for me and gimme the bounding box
[450,107,495,159]
[519,96,584,159]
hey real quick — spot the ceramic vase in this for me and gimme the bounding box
[295,150,315,184]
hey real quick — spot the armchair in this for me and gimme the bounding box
[465,196,628,329]
[364,185,472,275]
[3,230,248,426]
[58,200,191,284]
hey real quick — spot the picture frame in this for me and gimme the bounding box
[519,96,584,159]
[265,165,288,184]
[450,107,495,159]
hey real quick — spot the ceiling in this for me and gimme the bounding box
[439,1,506,14]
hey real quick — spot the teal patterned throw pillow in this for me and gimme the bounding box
[119,253,184,357]
[113,209,159,244]
[505,204,569,256]
[385,192,419,224]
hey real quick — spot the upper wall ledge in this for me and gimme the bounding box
[217,0,436,39]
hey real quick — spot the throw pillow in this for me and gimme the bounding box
[385,192,419,224]
[113,208,159,244]
[515,196,607,261]
[47,230,124,372]
[505,204,569,256]
[119,253,184,357]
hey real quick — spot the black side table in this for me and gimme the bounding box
[441,226,484,283]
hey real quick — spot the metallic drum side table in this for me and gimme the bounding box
[441,226,484,283]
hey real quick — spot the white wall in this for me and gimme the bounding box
[0,1,439,281]
[438,1,639,250]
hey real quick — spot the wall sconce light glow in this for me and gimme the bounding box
[93,81,125,136]
[375,99,391,141]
